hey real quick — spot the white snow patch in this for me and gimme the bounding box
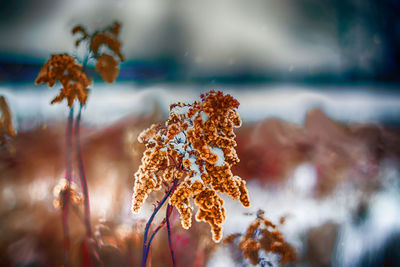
[187,156,203,183]
[210,147,225,166]
[290,163,317,195]
[336,188,400,266]
[207,247,237,267]
[2,83,400,129]
[171,105,190,115]
[200,111,209,122]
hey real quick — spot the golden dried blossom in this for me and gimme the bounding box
[71,25,89,47]
[96,53,119,83]
[72,21,124,83]
[229,210,296,265]
[52,179,83,209]
[0,96,15,145]
[132,90,250,242]
[35,54,91,107]
[90,31,124,61]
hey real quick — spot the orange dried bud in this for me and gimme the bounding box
[236,178,250,207]
[52,179,83,209]
[71,25,89,47]
[137,124,159,143]
[90,33,124,62]
[183,159,191,169]
[96,53,119,83]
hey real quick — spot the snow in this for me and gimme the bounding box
[2,83,400,130]
[171,105,190,115]
[200,111,209,122]
[290,163,317,195]
[210,147,225,167]
[186,155,203,183]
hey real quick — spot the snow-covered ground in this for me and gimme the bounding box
[1,82,400,130]
[208,160,400,266]
[2,82,400,266]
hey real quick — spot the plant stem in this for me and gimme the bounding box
[145,220,165,262]
[144,204,174,260]
[62,106,74,267]
[75,104,92,238]
[142,179,178,267]
[166,204,176,267]
[144,205,175,266]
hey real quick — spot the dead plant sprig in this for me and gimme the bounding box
[224,210,296,266]
[132,90,250,266]
[35,21,124,266]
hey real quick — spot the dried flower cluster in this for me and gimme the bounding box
[72,21,124,83]
[225,210,296,265]
[0,96,15,145]
[35,22,124,107]
[35,54,91,107]
[132,90,250,242]
[52,179,83,209]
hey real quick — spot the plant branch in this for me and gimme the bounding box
[62,106,74,267]
[142,179,178,267]
[75,104,92,238]
[166,204,176,267]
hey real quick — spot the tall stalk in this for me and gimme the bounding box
[166,204,176,267]
[62,106,74,267]
[142,179,178,267]
[75,104,92,238]
[74,55,93,267]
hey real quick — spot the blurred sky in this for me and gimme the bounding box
[0,0,399,82]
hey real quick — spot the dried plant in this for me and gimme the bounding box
[53,179,84,210]
[35,21,124,266]
[132,90,250,266]
[224,210,296,266]
[72,21,124,83]
[0,96,15,147]
[35,54,91,108]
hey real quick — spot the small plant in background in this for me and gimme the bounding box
[132,90,251,266]
[0,96,16,152]
[224,210,296,266]
[72,22,125,82]
[35,21,124,266]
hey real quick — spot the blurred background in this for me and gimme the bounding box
[1,0,400,266]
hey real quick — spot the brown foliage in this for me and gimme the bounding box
[35,54,91,107]
[225,210,296,265]
[52,179,83,210]
[132,90,250,242]
[72,21,124,83]
[0,96,15,145]
[35,22,124,107]
[96,54,119,83]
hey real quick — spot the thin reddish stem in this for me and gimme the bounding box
[75,104,92,238]
[166,204,176,267]
[142,179,178,267]
[62,106,74,267]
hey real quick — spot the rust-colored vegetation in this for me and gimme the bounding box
[35,21,124,108]
[224,210,296,265]
[72,21,124,83]
[35,54,91,107]
[0,96,15,146]
[132,90,250,243]
[32,21,125,267]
